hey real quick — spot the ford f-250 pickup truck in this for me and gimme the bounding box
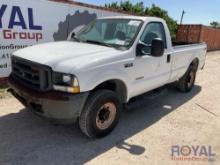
[8,16,207,138]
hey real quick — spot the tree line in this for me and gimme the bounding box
[210,21,220,29]
[105,1,220,39]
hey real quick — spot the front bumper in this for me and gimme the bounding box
[8,76,89,124]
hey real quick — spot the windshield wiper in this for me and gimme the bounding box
[85,40,113,48]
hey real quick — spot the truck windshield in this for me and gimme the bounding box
[73,19,143,49]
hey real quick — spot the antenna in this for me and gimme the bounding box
[180,10,186,24]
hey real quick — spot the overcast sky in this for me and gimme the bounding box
[75,0,219,25]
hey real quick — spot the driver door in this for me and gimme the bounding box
[131,22,171,97]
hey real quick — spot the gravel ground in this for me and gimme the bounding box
[0,51,219,165]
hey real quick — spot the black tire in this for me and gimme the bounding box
[79,90,121,138]
[176,66,197,92]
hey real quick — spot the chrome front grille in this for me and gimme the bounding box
[11,56,51,91]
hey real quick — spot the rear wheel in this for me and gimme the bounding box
[176,66,197,92]
[79,90,121,138]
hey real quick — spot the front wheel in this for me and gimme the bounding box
[79,90,121,138]
[176,66,197,92]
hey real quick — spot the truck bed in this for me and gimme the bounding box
[172,41,206,50]
[169,42,207,84]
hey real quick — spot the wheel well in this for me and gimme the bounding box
[190,58,199,70]
[92,80,127,103]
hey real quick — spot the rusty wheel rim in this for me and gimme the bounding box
[96,102,117,130]
[187,71,195,88]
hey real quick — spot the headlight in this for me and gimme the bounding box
[52,72,80,93]
[62,75,72,84]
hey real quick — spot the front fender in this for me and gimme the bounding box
[79,68,131,100]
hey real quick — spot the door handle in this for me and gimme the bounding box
[167,54,171,63]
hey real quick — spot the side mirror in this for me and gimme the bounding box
[136,39,165,57]
[151,38,165,57]
[67,25,86,40]
[136,42,151,56]
[71,32,76,38]
[136,42,146,56]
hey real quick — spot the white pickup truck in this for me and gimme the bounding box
[9,16,207,138]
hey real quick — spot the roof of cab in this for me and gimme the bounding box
[98,15,165,22]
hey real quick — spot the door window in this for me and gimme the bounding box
[140,22,167,54]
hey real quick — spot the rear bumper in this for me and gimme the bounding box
[8,76,89,124]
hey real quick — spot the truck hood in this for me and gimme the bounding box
[13,41,124,73]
